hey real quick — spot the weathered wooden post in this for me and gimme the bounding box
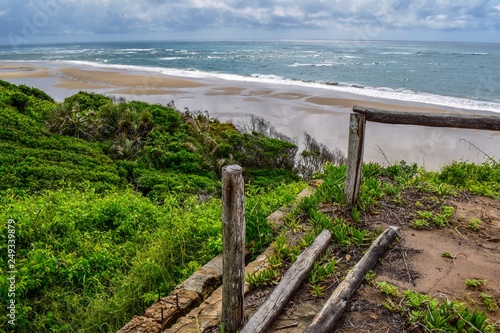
[221,165,246,332]
[345,112,366,205]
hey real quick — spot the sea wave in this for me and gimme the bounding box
[288,62,337,67]
[159,57,187,60]
[121,48,154,52]
[380,52,414,55]
[57,60,500,113]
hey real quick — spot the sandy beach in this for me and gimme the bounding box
[1,61,498,170]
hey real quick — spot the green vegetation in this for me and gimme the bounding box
[465,279,488,290]
[480,293,499,312]
[376,283,496,333]
[376,281,400,297]
[469,218,483,231]
[0,82,308,332]
[245,268,280,287]
[308,252,337,297]
[267,157,499,331]
[1,81,498,332]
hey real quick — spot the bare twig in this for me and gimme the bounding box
[376,145,392,166]
[459,138,498,164]
[275,322,299,330]
[400,244,413,286]
[452,307,485,333]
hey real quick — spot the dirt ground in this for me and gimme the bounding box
[243,190,500,332]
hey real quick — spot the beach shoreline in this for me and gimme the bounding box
[1,61,498,170]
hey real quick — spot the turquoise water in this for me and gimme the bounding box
[1,40,499,112]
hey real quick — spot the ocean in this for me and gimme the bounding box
[1,40,499,113]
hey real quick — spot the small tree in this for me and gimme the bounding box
[297,132,346,179]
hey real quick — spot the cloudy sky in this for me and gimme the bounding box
[1,0,499,45]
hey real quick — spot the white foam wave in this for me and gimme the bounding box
[250,73,283,80]
[288,62,336,67]
[53,49,94,54]
[177,50,198,54]
[57,60,500,113]
[121,48,154,52]
[159,57,186,60]
[380,52,414,55]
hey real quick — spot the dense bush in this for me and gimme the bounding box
[438,160,499,197]
[0,82,307,332]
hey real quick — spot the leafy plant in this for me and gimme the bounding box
[479,293,499,312]
[403,289,432,308]
[299,229,318,248]
[468,218,482,231]
[465,279,488,290]
[424,302,495,333]
[272,234,292,261]
[309,259,336,285]
[267,254,283,270]
[376,281,400,297]
[441,252,454,260]
[412,219,430,229]
[433,205,455,228]
[350,227,372,246]
[309,283,326,297]
[245,268,279,287]
[364,270,376,285]
[351,207,361,223]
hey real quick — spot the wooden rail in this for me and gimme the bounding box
[353,106,500,131]
[345,106,500,205]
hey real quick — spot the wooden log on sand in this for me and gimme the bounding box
[240,229,332,333]
[305,226,399,333]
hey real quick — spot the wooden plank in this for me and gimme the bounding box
[353,105,500,131]
[221,165,246,332]
[240,229,332,333]
[304,226,399,333]
[345,113,366,205]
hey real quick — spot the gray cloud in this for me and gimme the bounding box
[0,0,499,43]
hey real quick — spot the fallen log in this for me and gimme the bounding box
[305,226,399,333]
[240,229,332,333]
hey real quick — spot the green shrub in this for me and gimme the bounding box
[63,91,112,111]
[439,161,499,198]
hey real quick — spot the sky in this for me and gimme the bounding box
[0,0,499,45]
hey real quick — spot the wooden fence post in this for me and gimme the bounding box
[345,112,366,205]
[221,165,246,332]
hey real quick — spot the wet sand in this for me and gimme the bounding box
[1,61,498,170]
